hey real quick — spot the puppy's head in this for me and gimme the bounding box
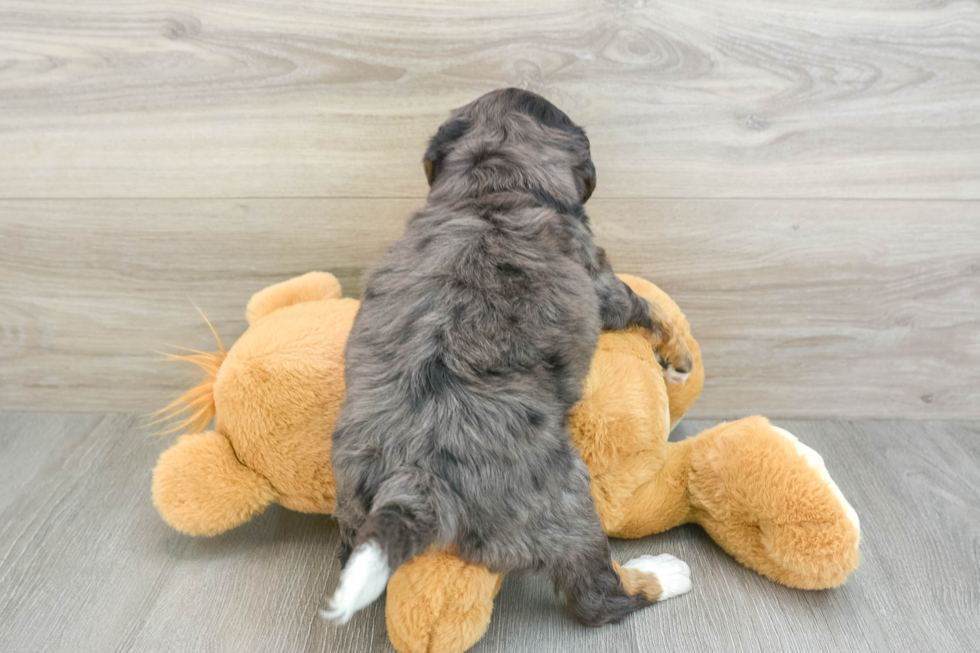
[423,88,596,205]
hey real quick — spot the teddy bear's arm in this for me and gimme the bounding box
[152,430,277,536]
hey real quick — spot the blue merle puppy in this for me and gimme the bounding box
[322,88,693,627]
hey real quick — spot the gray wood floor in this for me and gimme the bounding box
[1,413,977,652]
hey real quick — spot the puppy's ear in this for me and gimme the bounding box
[578,159,597,203]
[423,118,471,187]
[423,159,437,186]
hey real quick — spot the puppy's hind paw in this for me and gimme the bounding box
[623,554,692,601]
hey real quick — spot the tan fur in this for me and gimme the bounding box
[152,271,859,653]
[612,561,663,601]
[386,550,503,653]
[214,297,357,514]
[152,430,277,536]
[152,272,357,533]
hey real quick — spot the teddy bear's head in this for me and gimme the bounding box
[151,272,358,536]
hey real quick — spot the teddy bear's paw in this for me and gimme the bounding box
[771,426,860,531]
[623,554,692,601]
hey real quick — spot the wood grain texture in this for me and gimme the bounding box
[2,0,979,417]
[2,198,978,418]
[0,0,978,199]
[1,414,978,652]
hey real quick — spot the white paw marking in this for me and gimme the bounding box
[319,541,390,625]
[663,365,690,385]
[624,553,692,601]
[772,426,860,532]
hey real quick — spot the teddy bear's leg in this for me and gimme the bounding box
[597,439,696,539]
[686,417,861,589]
[385,550,503,653]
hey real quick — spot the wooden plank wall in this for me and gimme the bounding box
[1,0,978,418]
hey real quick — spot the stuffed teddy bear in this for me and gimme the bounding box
[152,271,860,653]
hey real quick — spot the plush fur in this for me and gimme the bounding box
[151,271,861,653]
[152,272,354,533]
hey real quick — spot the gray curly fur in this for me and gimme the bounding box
[330,88,685,626]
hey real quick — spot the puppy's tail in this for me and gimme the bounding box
[320,469,448,625]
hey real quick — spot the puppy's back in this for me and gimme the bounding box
[332,196,600,549]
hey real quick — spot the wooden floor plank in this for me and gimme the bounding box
[3,198,977,418]
[813,420,980,653]
[0,1,977,199]
[1,414,978,652]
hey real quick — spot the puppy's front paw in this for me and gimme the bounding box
[654,334,692,385]
[623,554,692,601]
[663,365,691,385]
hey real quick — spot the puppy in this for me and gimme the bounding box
[322,89,693,627]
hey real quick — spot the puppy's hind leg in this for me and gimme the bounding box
[543,471,692,626]
[551,536,692,626]
[613,555,692,602]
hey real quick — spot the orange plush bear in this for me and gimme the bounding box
[152,271,860,653]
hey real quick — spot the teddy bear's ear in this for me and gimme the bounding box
[245,271,343,325]
[152,430,276,536]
